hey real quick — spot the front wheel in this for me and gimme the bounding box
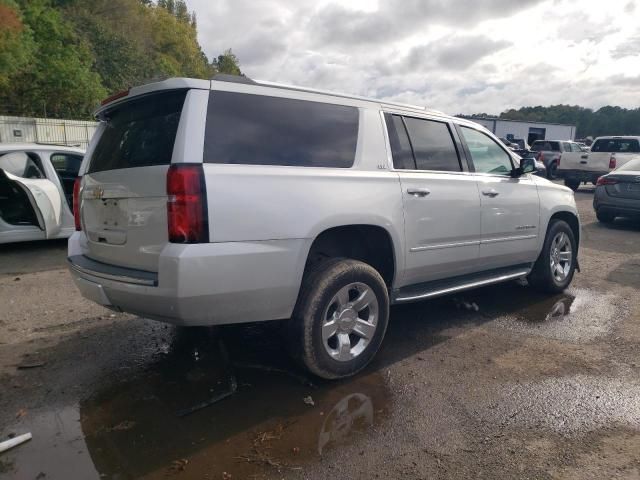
[564,179,580,191]
[528,219,577,294]
[289,259,389,379]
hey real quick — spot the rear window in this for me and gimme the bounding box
[89,90,187,173]
[591,138,640,153]
[0,151,45,179]
[531,141,560,152]
[204,91,358,168]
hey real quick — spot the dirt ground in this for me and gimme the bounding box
[1,186,639,480]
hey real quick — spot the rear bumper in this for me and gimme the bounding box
[556,169,606,183]
[68,232,309,326]
[593,188,640,217]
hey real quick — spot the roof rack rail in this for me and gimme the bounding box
[254,79,429,112]
[210,75,435,113]
[211,74,256,85]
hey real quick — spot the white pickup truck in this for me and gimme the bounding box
[557,136,640,190]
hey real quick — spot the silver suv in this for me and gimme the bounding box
[69,76,580,379]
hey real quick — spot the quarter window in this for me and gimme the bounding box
[204,91,359,168]
[460,127,513,176]
[403,117,461,172]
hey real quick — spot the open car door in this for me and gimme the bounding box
[0,167,63,239]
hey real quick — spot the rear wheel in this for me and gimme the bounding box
[289,259,389,379]
[564,179,580,191]
[596,210,615,224]
[528,219,577,294]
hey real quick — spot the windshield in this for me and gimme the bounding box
[531,141,560,152]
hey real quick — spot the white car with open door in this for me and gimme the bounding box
[0,143,84,244]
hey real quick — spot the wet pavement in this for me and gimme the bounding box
[1,189,639,479]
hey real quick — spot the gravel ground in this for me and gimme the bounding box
[1,185,639,480]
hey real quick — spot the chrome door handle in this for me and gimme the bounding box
[407,188,431,197]
[482,189,500,198]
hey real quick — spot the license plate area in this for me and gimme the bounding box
[85,198,129,245]
[101,199,127,228]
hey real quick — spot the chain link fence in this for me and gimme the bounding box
[0,116,99,150]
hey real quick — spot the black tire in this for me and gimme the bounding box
[289,258,389,379]
[528,219,577,294]
[596,210,615,224]
[564,179,580,191]
[547,161,558,180]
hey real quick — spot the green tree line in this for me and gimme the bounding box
[469,104,640,139]
[0,0,241,119]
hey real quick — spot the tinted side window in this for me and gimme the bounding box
[89,90,186,173]
[403,117,461,172]
[384,114,415,169]
[204,92,358,168]
[51,154,82,176]
[0,151,45,179]
[460,127,513,176]
[562,142,572,152]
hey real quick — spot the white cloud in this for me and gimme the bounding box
[187,0,640,114]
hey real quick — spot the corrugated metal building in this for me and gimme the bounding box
[0,116,99,149]
[459,116,576,147]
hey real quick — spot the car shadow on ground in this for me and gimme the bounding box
[0,238,68,275]
[1,281,580,479]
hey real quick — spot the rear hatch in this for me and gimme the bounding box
[80,90,187,272]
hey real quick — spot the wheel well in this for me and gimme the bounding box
[305,225,395,287]
[550,211,580,246]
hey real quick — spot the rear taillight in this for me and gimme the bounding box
[537,152,544,162]
[609,156,616,169]
[167,164,208,243]
[557,154,561,167]
[596,176,618,186]
[73,177,82,231]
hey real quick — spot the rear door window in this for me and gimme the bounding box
[89,90,187,173]
[204,91,359,168]
[384,114,415,169]
[51,154,83,177]
[591,138,640,153]
[403,117,462,172]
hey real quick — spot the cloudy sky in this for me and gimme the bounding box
[187,0,639,115]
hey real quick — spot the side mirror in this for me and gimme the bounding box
[520,157,537,174]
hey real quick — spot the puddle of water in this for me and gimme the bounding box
[468,285,626,342]
[511,293,576,324]
[1,326,390,480]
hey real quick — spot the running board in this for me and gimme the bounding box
[392,265,532,304]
